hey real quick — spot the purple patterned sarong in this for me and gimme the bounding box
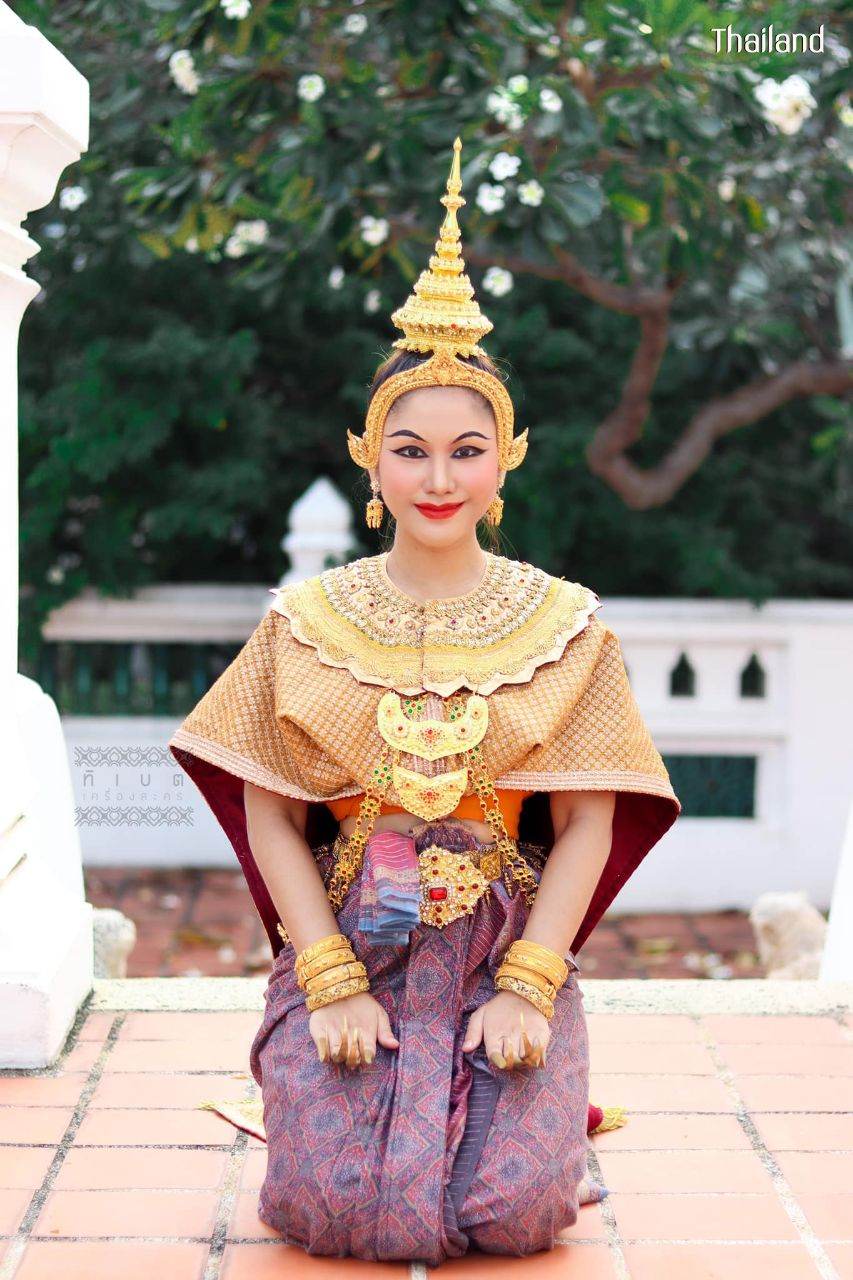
[248,826,591,1265]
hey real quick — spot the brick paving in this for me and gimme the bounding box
[84,866,765,979]
[1,995,851,1278]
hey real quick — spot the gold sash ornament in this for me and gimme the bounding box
[417,842,502,928]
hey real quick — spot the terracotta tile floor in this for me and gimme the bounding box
[1,989,851,1278]
[84,865,765,979]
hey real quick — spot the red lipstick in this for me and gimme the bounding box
[415,502,464,520]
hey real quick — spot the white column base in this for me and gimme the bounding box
[0,674,94,1068]
[0,849,93,1067]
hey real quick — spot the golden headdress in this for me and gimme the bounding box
[346,136,528,478]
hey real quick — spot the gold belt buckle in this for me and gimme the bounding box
[417,842,502,928]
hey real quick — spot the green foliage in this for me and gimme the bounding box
[14,0,853,666]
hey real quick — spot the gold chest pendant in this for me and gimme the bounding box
[376,690,489,822]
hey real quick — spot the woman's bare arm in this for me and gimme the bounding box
[243,781,399,1066]
[243,781,342,953]
[520,790,616,957]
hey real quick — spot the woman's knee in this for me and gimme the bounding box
[462,1172,579,1255]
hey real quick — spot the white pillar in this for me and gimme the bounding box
[0,6,92,1066]
[821,798,853,980]
[279,476,357,585]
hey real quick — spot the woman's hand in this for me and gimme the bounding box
[462,991,550,1070]
[308,992,399,1069]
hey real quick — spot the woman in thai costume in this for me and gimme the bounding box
[169,137,680,1265]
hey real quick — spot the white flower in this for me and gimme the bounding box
[486,88,511,118]
[717,176,736,201]
[486,87,524,130]
[518,178,544,206]
[169,49,199,95]
[297,73,326,102]
[328,265,345,289]
[476,183,506,214]
[233,218,269,245]
[507,74,529,95]
[364,288,382,313]
[359,215,389,245]
[638,21,653,33]
[224,234,247,258]
[754,74,816,135]
[536,34,561,57]
[185,235,200,252]
[489,151,521,181]
[59,185,87,211]
[539,87,562,113]
[46,565,65,585]
[221,0,251,17]
[825,33,851,65]
[482,266,514,297]
[43,221,65,238]
[838,100,853,128]
[343,12,367,34]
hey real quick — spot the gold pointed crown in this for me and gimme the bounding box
[347,136,528,474]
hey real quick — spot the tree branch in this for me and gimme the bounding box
[588,358,853,509]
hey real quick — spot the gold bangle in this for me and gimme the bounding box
[296,932,351,967]
[305,976,370,1012]
[304,961,368,992]
[297,947,357,983]
[494,974,555,1019]
[504,941,568,984]
[496,958,557,988]
[495,962,557,998]
[499,955,565,991]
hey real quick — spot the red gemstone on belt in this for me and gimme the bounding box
[428,886,448,900]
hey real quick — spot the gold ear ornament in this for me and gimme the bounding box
[484,490,504,525]
[365,474,384,529]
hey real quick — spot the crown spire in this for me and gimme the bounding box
[389,136,494,357]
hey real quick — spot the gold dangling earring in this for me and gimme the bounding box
[365,474,384,529]
[484,489,504,526]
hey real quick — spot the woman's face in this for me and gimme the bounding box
[376,386,500,540]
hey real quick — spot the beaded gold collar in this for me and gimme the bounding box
[268,551,601,696]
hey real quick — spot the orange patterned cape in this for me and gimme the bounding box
[169,550,680,959]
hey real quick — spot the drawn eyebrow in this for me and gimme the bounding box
[386,429,490,442]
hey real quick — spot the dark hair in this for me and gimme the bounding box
[364,348,510,553]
